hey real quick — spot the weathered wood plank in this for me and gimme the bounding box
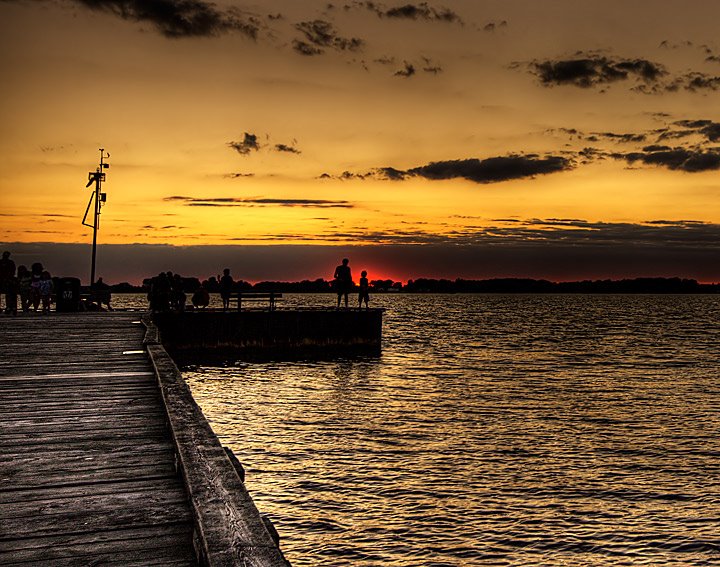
[0,381,156,395]
[0,401,163,419]
[0,370,153,381]
[0,446,177,491]
[0,438,174,464]
[0,478,185,514]
[0,522,192,565]
[0,438,174,459]
[0,425,169,447]
[0,479,191,541]
[2,413,167,435]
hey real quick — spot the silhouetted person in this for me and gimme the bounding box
[39,270,53,314]
[30,262,43,312]
[192,285,210,309]
[149,272,171,312]
[5,274,18,316]
[333,258,352,308]
[358,270,369,309]
[171,273,186,312]
[17,265,31,312]
[92,277,113,311]
[0,251,16,313]
[219,268,234,310]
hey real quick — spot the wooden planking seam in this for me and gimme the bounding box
[0,474,184,502]
[0,475,182,506]
[0,370,153,380]
[0,379,156,390]
[0,438,175,458]
[0,404,164,420]
[0,426,170,447]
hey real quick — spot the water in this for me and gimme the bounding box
[118,294,720,565]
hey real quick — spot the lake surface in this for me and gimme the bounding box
[119,294,720,566]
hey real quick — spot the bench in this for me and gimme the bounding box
[235,292,282,311]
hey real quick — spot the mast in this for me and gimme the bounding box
[82,148,110,286]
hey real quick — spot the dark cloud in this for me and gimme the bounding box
[382,3,461,23]
[659,39,693,50]
[655,128,697,141]
[164,196,353,208]
[376,167,407,180]
[592,132,646,143]
[420,56,442,74]
[481,20,507,32]
[390,58,441,77]
[74,0,260,39]
[529,54,666,89]
[323,155,572,184]
[553,128,647,144]
[275,143,301,154]
[228,132,259,155]
[554,119,720,151]
[612,146,720,172]
[406,155,572,183]
[141,225,183,230]
[223,172,255,178]
[293,20,363,55]
[394,61,415,77]
[673,72,720,92]
[348,1,463,24]
[676,120,720,142]
[318,171,369,180]
[374,55,396,65]
[292,40,324,56]
[39,145,72,153]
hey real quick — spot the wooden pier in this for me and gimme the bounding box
[0,312,288,566]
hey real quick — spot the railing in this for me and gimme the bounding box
[235,292,283,311]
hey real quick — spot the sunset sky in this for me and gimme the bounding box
[2,0,720,284]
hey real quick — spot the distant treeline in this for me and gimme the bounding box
[105,276,720,294]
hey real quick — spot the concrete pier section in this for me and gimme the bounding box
[153,309,383,359]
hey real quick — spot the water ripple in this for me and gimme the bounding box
[179,294,720,566]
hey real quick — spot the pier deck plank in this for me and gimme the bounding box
[0,313,197,566]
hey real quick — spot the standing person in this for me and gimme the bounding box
[172,273,186,312]
[0,251,16,313]
[30,262,43,312]
[17,265,31,312]
[5,274,18,316]
[39,270,53,314]
[92,277,113,311]
[358,270,370,310]
[333,258,352,308]
[149,272,171,312]
[219,268,234,310]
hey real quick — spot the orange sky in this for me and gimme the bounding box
[2,1,720,282]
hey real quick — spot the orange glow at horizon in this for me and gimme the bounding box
[4,1,720,281]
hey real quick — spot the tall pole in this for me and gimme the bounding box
[83,149,109,286]
[90,158,100,286]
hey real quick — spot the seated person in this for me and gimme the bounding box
[192,285,210,309]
